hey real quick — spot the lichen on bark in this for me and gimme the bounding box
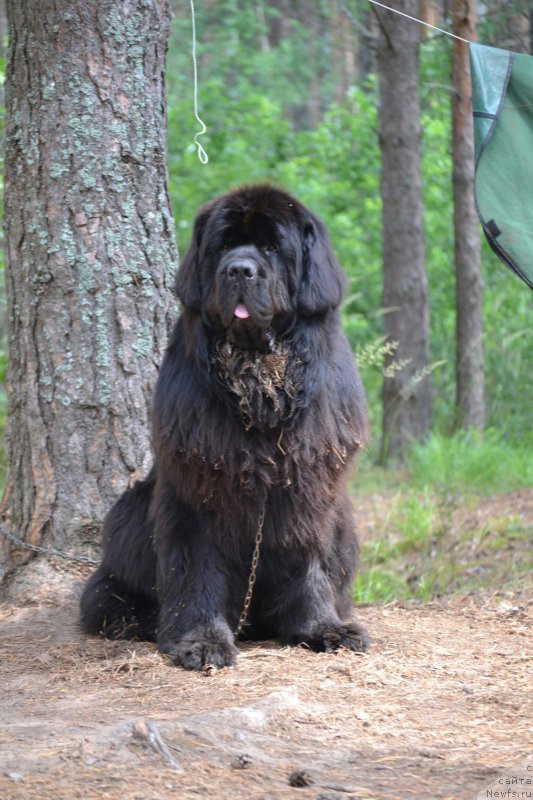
[1,0,177,579]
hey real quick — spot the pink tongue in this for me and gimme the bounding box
[234,304,250,320]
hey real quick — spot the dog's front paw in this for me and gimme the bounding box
[159,624,238,670]
[289,619,370,654]
[319,620,370,653]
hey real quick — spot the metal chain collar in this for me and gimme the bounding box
[234,506,266,639]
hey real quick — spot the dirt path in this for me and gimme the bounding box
[1,587,531,800]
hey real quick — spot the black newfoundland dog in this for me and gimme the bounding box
[80,184,369,670]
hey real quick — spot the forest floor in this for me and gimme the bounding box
[0,490,532,800]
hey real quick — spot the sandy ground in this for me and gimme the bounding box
[0,583,531,800]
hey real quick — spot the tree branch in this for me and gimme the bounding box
[368,2,394,50]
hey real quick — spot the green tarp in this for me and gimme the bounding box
[470,42,533,289]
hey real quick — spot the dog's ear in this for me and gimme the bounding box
[174,207,211,310]
[298,214,346,316]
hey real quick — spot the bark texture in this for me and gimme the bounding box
[1,0,177,578]
[483,0,532,54]
[376,0,431,462]
[452,0,485,430]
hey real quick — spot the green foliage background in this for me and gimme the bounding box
[166,9,532,453]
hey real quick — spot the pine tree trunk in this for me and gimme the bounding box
[376,0,431,462]
[451,0,485,430]
[1,0,177,581]
[483,0,532,53]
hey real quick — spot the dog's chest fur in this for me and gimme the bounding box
[211,338,306,431]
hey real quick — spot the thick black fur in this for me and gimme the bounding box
[80,184,370,670]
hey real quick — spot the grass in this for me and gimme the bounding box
[352,430,533,604]
[407,429,533,494]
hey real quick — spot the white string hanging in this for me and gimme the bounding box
[189,0,468,168]
[190,0,209,164]
[367,0,471,44]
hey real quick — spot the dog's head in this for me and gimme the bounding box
[176,184,346,350]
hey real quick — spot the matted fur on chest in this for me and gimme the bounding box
[211,338,307,431]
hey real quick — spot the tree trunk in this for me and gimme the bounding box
[1,0,177,582]
[376,0,431,462]
[451,0,485,430]
[482,0,532,54]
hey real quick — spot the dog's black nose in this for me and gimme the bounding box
[227,259,257,280]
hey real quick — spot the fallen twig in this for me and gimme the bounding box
[132,718,184,772]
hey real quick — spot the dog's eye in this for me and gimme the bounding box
[263,244,278,255]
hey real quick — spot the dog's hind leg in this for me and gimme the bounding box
[80,472,159,641]
[80,568,158,641]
